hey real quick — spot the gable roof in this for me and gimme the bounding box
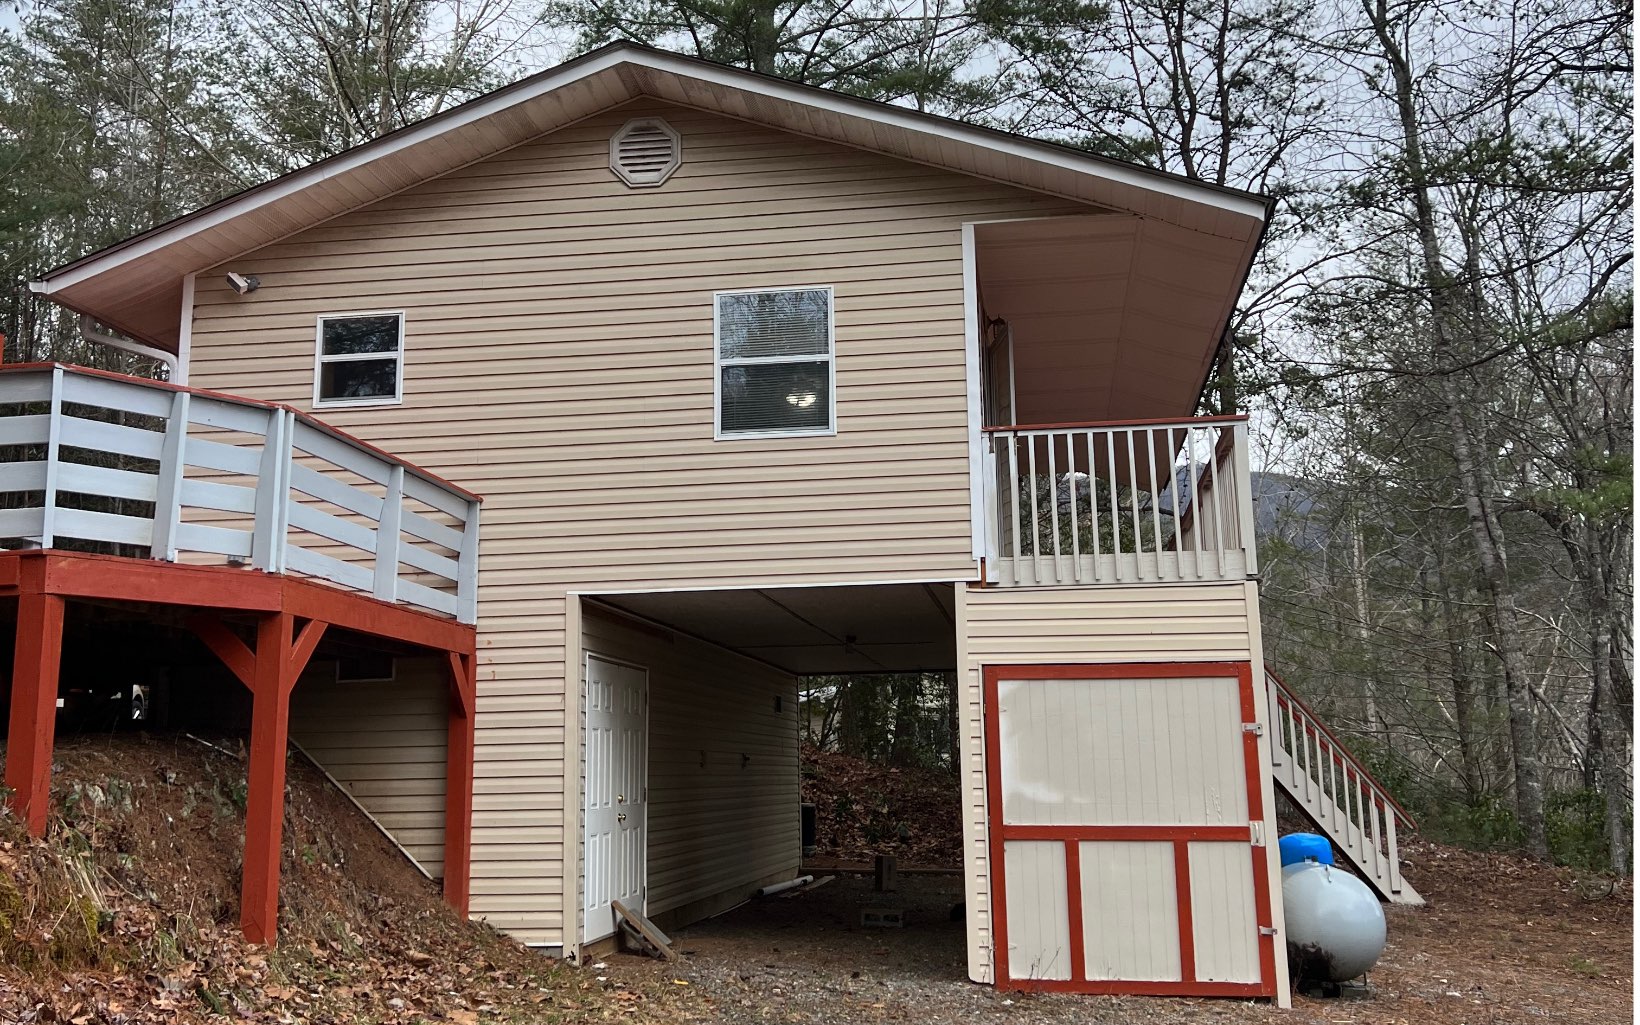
[31,42,1270,352]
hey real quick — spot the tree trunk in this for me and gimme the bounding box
[889,675,921,767]
[1365,0,1549,857]
[1438,564,1484,801]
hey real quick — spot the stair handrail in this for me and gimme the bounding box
[1266,665,1417,831]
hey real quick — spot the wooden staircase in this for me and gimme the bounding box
[1267,667,1425,905]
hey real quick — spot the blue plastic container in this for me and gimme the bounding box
[1278,832,1334,867]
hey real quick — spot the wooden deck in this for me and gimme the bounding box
[0,367,486,947]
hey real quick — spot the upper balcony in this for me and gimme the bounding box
[982,416,1255,587]
[972,216,1257,588]
[0,364,480,622]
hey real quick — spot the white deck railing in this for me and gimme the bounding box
[982,417,1256,587]
[0,364,480,623]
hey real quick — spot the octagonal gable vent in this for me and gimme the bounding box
[610,117,681,188]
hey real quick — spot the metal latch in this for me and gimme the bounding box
[1242,722,1264,736]
[1249,822,1266,846]
[1259,926,1279,937]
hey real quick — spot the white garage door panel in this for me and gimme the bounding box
[1079,841,1181,982]
[1189,841,1261,984]
[1003,841,1072,981]
[997,676,1248,826]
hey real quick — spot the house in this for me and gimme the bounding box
[9,42,1420,1006]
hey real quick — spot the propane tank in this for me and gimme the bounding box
[1280,835,1387,985]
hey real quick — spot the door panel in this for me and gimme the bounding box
[584,655,648,943]
[984,663,1275,996]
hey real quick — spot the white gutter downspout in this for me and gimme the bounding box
[79,315,180,381]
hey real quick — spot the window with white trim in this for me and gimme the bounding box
[314,312,404,406]
[714,287,834,438]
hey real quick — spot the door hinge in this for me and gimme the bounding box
[1249,822,1266,846]
[1242,722,1264,736]
[1259,926,1278,937]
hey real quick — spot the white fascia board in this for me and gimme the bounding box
[34,46,1265,295]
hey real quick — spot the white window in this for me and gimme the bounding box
[714,287,835,439]
[314,312,404,407]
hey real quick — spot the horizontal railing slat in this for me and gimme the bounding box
[287,501,379,554]
[402,470,471,520]
[53,508,154,547]
[288,462,385,519]
[184,436,263,476]
[0,461,48,493]
[174,522,253,558]
[179,478,257,515]
[187,395,275,433]
[0,414,51,447]
[0,507,46,538]
[0,375,55,404]
[285,545,375,592]
[396,578,459,616]
[396,540,460,581]
[60,373,174,418]
[56,462,159,503]
[57,416,164,462]
[290,420,391,487]
[400,508,465,550]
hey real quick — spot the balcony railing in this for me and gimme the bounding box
[982,416,1255,587]
[0,364,480,622]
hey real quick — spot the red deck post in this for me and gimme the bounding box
[241,612,294,945]
[4,593,65,836]
[443,650,476,916]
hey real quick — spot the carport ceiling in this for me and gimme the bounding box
[590,583,958,675]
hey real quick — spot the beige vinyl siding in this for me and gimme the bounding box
[582,606,800,929]
[954,581,1259,984]
[186,98,1098,946]
[289,657,448,877]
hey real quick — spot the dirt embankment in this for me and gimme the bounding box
[800,744,962,867]
[0,734,693,1024]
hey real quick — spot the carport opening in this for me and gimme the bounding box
[578,586,970,981]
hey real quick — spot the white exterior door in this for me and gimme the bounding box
[583,654,648,943]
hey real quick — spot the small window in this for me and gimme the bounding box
[715,287,835,439]
[314,312,404,407]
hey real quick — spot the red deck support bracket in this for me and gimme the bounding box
[4,592,66,836]
[189,615,257,689]
[442,650,477,916]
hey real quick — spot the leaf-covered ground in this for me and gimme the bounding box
[799,743,962,867]
[0,734,695,1024]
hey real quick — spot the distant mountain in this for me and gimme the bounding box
[1250,471,1327,551]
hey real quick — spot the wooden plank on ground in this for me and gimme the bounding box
[611,900,677,962]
